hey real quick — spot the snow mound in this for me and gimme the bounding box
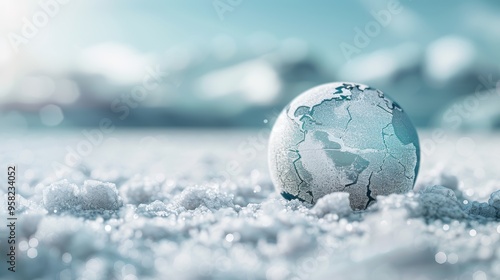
[43,180,81,212]
[136,200,176,217]
[416,185,467,220]
[173,186,234,211]
[120,176,165,204]
[311,192,352,217]
[42,179,122,212]
[81,180,122,210]
[489,190,500,209]
[466,201,497,218]
[7,130,500,279]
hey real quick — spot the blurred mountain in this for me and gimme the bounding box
[0,37,499,129]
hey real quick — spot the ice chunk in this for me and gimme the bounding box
[81,180,122,210]
[137,200,175,217]
[43,180,81,212]
[42,180,123,212]
[466,201,496,218]
[489,190,500,209]
[421,185,457,199]
[311,192,352,217]
[174,186,234,211]
[417,185,466,220]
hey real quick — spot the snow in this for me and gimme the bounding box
[415,185,468,221]
[489,190,500,209]
[42,179,122,213]
[120,176,165,205]
[173,186,234,211]
[80,180,122,211]
[310,192,352,218]
[42,180,81,212]
[0,129,499,280]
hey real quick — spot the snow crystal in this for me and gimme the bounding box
[489,190,500,209]
[416,185,467,220]
[42,179,122,212]
[81,180,122,210]
[136,200,176,217]
[311,192,352,217]
[173,186,234,211]
[466,201,497,218]
[42,180,81,212]
[120,176,165,204]
[5,130,500,280]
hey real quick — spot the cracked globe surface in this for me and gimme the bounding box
[268,82,420,210]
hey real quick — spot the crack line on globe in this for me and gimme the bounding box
[381,122,416,180]
[281,110,310,200]
[392,155,414,180]
[365,172,376,209]
[342,105,353,138]
[380,123,392,171]
[376,104,392,114]
[288,127,313,202]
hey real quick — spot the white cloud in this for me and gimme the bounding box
[339,43,420,83]
[79,42,152,85]
[197,59,281,105]
[425,36,476,84]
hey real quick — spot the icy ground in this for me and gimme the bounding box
[1,129,500,280]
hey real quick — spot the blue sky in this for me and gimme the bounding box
[1,0,500,128]
[4,0,499,66]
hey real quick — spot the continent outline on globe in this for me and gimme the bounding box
[268,82,420,210]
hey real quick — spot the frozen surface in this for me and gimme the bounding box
[0,129,500,280]
[43,180,122,213]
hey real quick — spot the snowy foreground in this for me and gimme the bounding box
[1,129,500,280]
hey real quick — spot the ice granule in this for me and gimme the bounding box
[120,176,165,204]
[174,186,234,211]
[81,180,122,210]
[417,185,467,220]
[420,185,457,199]
[43,180,81,212]
[136,200,176,217]
[9,131,500,279]
[42,179,123,212]
[226,178,274,206]
[311,192,352,217]
[489,190,500,209]
[466,201,497,218]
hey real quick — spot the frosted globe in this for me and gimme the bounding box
[268,82,420,210]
